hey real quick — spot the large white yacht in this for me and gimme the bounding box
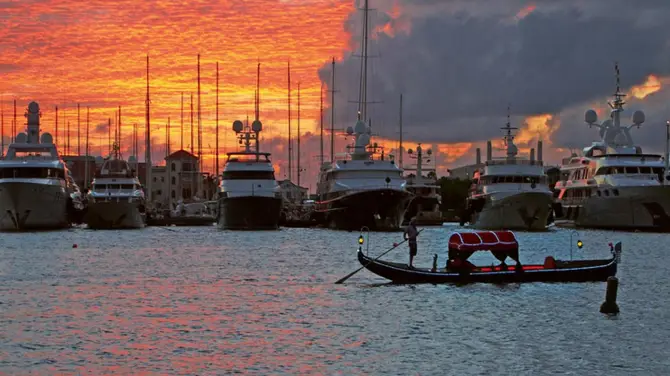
[403,144,442,225]
[84,150,146,229]
[461,116,553,231]
[314,0,413,231]
[216,119,282,230]
[553,65,670,231]
[0,101,79,230]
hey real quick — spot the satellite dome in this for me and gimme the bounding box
[252,120,263,132]
[15,133,27,143]
[407,148,413,154]
[40,133,53,144]
[357,134,371,147]
[632,110,645,125]
[427,149,433,156]
[354,120,366,134]
[232,120,244,133]
[128,155,137,163]
[585,109,598,124]
[28,102,39,113]
[346,126,354,135]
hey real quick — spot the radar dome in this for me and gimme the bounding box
[427,149,433,156]
[252,120,263,132]
[28,102,39,113]
[357,134,371,147]
[40,132,53,144]
[407,148,413,154]
[128,155,137,163]
[632,110,645,125]
[232,120,244,133]
[346,126,354,135]
[15,133,27,143]
[585,109,598,124]
[354,120,366,134]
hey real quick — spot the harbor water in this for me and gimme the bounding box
[1,225,669,375]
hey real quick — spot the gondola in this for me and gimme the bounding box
[357,230,621,284]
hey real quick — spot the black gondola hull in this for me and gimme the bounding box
[357,250,618,284]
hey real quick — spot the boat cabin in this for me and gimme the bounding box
[447,231,521,271]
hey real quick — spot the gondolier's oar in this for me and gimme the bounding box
[335,229,424,284]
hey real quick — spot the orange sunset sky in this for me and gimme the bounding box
[0,0,665,190]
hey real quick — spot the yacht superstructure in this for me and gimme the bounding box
[216,120,282,230]
[461,113,553,231]
[0,102,77,230]
[403,144,442,225]
[85,152,146,229]
[314,0,413,231]
[553,64,670,231]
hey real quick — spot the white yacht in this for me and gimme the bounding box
[0,101,78,231]
[461,117,553,231]
[403,144,442,225]
[216,119,282,230]
[314,0,413,231]
[85,152,146,229]
[553,65,670,231]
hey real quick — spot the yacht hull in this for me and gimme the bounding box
[85,201,145,229]
[217,196,282,230]
[318,189,413,231]
[468,191,553,231]
[0,181,70,231]
[555,185,670,231]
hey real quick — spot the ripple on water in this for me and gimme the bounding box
[1,225,669,375]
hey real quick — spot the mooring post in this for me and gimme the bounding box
[600,276,620,314]
[432,254,438,272]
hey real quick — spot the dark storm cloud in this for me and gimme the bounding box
[319,1,670,145]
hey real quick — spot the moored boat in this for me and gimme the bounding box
[356,230,620,284]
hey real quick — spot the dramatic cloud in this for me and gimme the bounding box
[320,0,670,165]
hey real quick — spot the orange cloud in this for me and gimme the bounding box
[630,74,661,99]
[515,4,536,21]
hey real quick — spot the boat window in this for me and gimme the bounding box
[639,166,652,174]
[0,167,65,179]
[625,167,638,174]
[120,184,134,190]
[597,190,602,197]
[604,190,610,196]
[108,184,121,190]
[613,189,619,196]
[513,176,522,183]
[93,184,106,192]
[222,171,275,180]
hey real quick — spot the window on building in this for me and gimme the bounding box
[172,176,176,185]
[171,163,176,172]
[171,190,176,198]
[153,177,157,182]
[161,177,165,183]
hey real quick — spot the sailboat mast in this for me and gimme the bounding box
[216,61,220,177]
[145,54,152,204]
[107,118,111,155]
[180,92,184,150]
[330,58,335,162]
[54,105,57,149]
[85,106,89,189]
[319,82,324,166]
[287,60,292,181]
[77,103,81,155]
[190,93,194,154]
[197,54,202,175]
[399,94,403,168]
[256,62,260,121]
[358,0,370,120]
[118,105,122,153]
[297,82,301,187]
[0,98,3,156]
[166,117,171,158]
[13,99,16,143]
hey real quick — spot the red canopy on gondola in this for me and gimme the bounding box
[448,231,519,262]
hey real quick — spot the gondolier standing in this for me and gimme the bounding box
[404,217,419,268]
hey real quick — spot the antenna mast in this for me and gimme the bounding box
[145,54,152,204]
[54,105,58,149]
[256,61,260,121]
[107,118,111,155]
[118,105,122,154]
[399,93,403,168]
[180,92,184,150]
[358,0,370,120]
[13,99,16,144]
[190,93,194,154]
[287,60,292,181]
[216,61,220,177]
[1,99,4,156]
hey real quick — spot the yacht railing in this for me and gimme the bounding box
[485,159,544,166]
